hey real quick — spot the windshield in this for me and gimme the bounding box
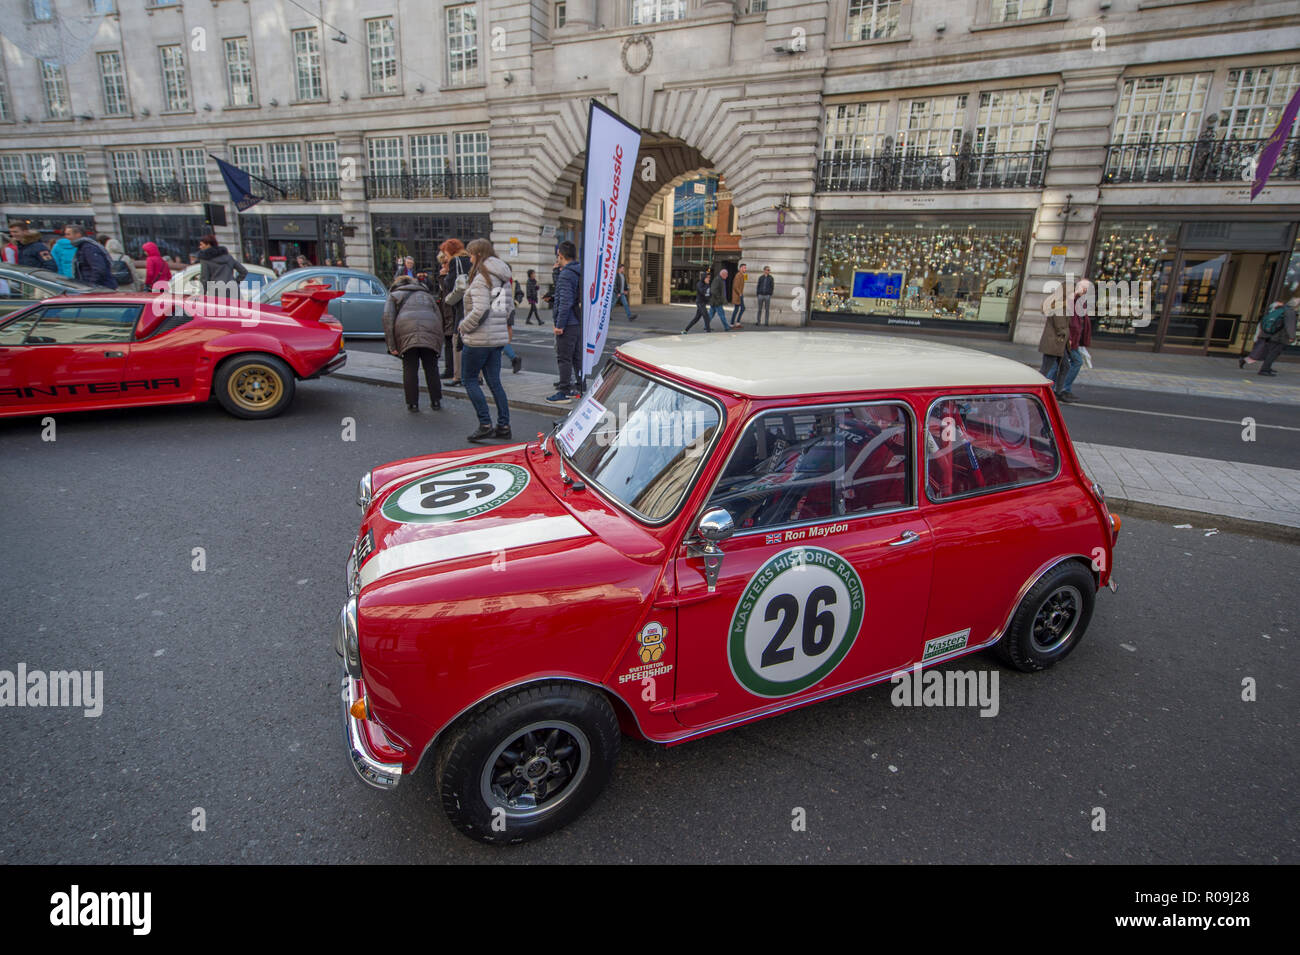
[560,362,722,523]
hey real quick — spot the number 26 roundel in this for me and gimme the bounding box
[728,546,865,698]
[381,464,529,524]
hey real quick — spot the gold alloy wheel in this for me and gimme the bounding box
[227,363,283,412]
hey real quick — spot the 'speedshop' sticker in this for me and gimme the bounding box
[729,546,864,698]
[380,464,529,524]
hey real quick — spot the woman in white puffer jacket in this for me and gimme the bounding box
[458,238,514,441]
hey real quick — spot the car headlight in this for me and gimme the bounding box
[338,596,361,678]
[357,471,373,508]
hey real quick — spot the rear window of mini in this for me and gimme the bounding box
[924,393,1059,502]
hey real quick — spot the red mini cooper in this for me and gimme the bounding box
[0,285,345,420]
[339,332,1119,844]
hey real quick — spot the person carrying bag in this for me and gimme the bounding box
[384,275,443,412]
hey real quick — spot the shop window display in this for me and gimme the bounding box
[812,219,1027,326]
[1088,220,1178,339]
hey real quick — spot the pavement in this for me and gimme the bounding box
[336,304,1300,539]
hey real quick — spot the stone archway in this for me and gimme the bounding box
[488,84,822,325]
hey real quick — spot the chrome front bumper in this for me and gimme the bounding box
[340,672,403,790]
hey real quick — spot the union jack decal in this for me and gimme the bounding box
[765,532,784,545]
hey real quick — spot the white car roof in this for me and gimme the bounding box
[617,331,1049,397]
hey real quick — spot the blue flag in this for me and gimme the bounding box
[211,154,263,211]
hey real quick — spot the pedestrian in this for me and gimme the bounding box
[1055,278,1092,403]
[755,266,774,325]
[51,230,77,278]
[295,254,310,270]
[1037,280,1070,388]
[457,237,513,441]
[100,235,140,290]
[547,240,584,403]
[64,224,116,289]
[143,241,172,292]
[503,305,523,374]
[731,262,748,326]
[434,251,456,379]
[709,268,733,330]
[383,274,443,412]
[614,264,637,321]
[439,238,472,385]
[13,224,54,269]
[1241,294,1298,377]
[395,255,416,280]
[195,234,247,297]
[682,269,713,334]
[524,269,541,325]
[2,228,17,265]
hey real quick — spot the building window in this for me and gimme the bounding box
[748,0,767,11]
[32,0,53,20]
[179,148,206,186]
[267,142,302,185]
[223,37,255,107]
[630,0,684,25]
[159,44,190,111]
[41,62,71,119]
[846,0,901,41]
[554,1,566,27]
[61,153,89,189]
[110,150,140,184]
[0,65,12,122]
[409,133,450,178]
[445,6,479,88]
[897,94,968,156]
[367,137,404,178]
[292,28,324,101]
[990,0,1053,22]
[1112,74,1210,145]
[230,144,265,178]
[975,87,1055,152]
[307,141,338,180]
[98,51,130,115]
[366,17,399,95]
[90,0,115,12]
[1,155,26,188]
[144,149,176,187]
[1219,64,1300,140]
[822,101,889,160]
[454,131,489,180]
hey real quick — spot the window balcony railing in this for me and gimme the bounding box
[109,178,209,203]
[816,148,1050,192]
[1103,136,1300,184]
[0,180,92,204]
[258,177,340,202]
[363,172,491,200]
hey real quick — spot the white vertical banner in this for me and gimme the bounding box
[580,100,642,377]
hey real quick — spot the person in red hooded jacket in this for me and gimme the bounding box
[143,242,171,292]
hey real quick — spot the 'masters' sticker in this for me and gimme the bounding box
[729,546,864,698]
[381,464,529,524]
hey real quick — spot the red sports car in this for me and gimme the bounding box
[0,285,346,419]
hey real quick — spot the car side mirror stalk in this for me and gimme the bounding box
[687,508,734,593]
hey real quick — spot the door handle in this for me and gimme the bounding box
[888,530,920,547]
[104,350,125,358]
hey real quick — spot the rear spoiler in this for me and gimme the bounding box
[278,282,346,322]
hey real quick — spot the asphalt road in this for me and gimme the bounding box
[0,376,1294,863]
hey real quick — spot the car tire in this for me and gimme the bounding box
[435,682,620,845]
[214,354,296,419]
[996,560,1096,673]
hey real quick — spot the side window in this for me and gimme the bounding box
[0,311,42,345]
[0,280,51,301]
[926,394,1059,501]
[707,403,913,531]
[26,305,141,345]
[342,276,369,294]
[287,275,334,293]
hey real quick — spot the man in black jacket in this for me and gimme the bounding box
[65,225,117,289]
[524,270,541,325]
[682,270,713,334]
[547,241,583,403]
[755,266,775,325]
[14,225,55,270]
[614,265,637,321]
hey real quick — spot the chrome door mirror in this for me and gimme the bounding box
[688,508,734,593]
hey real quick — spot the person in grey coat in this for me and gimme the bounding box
[384,275,443,411]
[458,238,513,440]
[196,234,247,299]
[1241,294,1298,377]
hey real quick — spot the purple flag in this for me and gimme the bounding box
[1251,85,1300,200]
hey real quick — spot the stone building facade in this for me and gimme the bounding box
[1,0,1297,353]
